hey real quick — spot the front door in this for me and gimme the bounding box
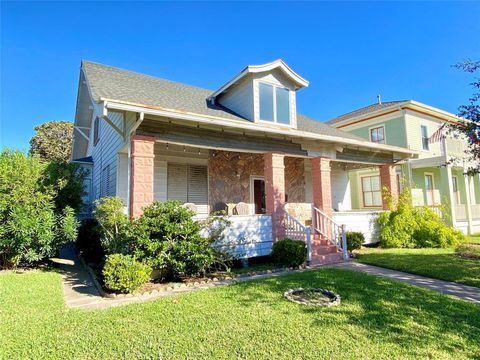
[253,178,266,214]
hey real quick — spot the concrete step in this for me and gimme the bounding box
[311,239,331,246]
[310,252,343,266]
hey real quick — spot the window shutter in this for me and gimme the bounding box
[187,165,208,204]
[167,163,188,203]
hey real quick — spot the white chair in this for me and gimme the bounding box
[183,203,197,214]
[234,202,249,215]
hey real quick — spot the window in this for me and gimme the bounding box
[452,176,460,204]
[100,165,111,197]
[370,126,385,144]
[424,174,435,206]
[167,164,208,205]
[361,176,382,207]
[93,117,100,146]
[421,125,429,150]
[258,82,291,124]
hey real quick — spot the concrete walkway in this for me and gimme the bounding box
[55,247,480,310]
[330,261,480,304]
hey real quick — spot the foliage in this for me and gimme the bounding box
[102,254,151,293]
[0,149,78,268]
[43,161,87,212]
[133,201,222,277]
[29,121,74,163]
[377,187,463,249]
[451,59,480,174]
[456,243,480,260]
[271,239,307,267]
[346,231,364,251]
[357,247,480,288]
[76,219,105,264]
[93,197,132,255]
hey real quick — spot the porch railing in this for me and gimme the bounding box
[282,210,312,262]
[472,204,480,220]
[455,204,468,221]
[312,206,348,260]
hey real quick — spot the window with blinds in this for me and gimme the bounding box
[167,163,208,205]
[100,164,111,198]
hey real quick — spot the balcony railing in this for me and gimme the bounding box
[445,137,467,158]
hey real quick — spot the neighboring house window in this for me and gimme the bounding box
[424,174,435,205]
[100,165,111,197]
[94,117,100,146]
[361,176,382,207]
[421,125,429,150]
[258,82,290,124]
[452,176,460,204]
[370,126,385,144]
[167,163,208,205]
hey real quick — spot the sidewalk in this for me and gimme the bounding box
[330,261,480,304]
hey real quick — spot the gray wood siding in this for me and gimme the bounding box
[217,78,254,121]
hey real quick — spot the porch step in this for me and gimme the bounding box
[311,244,339,256]
[311,238,332,246]
[309,252,343,266]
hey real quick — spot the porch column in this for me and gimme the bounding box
[441,165,456,226]
[379,164,398,210]
[464,173,473,235]
[310,157,332,217]
[129,135,155,218]
[264,152,286,241]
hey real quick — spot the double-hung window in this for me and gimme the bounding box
[370,126,385,144]
[361,176,382,207]
[421,125,429,150]
[259,82,291,125]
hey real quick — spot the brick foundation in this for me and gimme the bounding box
[130,135,155,218]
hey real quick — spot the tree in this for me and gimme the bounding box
[29,121,74,163]
[452,59,480,175]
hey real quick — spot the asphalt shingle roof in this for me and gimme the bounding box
[327,100,410,125]
[82,61,365,141]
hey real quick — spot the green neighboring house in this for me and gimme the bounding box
[327,100,480,235]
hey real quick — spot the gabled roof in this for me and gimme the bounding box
[327,100,409,125]
[81,61,363,141]
[208,59,309,100]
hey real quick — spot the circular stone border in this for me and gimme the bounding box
[284,288,341,307]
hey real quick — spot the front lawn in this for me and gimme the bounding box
[356,236,480,288]
[1,268,479,359]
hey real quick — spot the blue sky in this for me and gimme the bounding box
[1,1,479,150]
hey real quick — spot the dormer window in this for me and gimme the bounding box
[259,82,291,125]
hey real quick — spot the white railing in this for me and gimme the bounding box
[472,204,480,220]
[456,204,467,221]
[312,206,348,260]
[283,210,312,262]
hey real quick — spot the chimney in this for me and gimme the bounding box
[377,94,382,104]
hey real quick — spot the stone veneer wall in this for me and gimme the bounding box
[208,151,309,219]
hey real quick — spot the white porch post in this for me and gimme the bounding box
[464,172,473,235]
[441,165,456,226]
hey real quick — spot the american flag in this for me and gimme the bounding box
[428,124,445,144]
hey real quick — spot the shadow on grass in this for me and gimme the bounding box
[222,268,480,356]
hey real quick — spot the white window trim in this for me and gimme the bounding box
[424,172,436,205]
[420,124,430,151]
[250,175,265,215]
[360,175,382,208]
[256,80,294,127]
[368,124,386,144]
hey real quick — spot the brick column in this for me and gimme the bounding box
[264,152,286,241]
[379,164,398,210]
[130,135,155,218]
[310,157,332,217]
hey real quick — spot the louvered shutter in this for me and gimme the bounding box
[187,165,208,205]
[167,163,188,203]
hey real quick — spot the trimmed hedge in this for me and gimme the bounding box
[102,254,151,293]
[271,239,307,267]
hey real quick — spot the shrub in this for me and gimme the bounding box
[271,239,307,267]
[378,186,463,249]
[93,197,132,255]
[76,219,105,264]
[0,149,78,268]
[456,243,480,260]
[133,201,222,277]
[102,254,151,293]
[346,231,364,251]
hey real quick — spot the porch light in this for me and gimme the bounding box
[166,143,169,150]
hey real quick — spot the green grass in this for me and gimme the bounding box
[1,268,479,359]
[356,235,480,288]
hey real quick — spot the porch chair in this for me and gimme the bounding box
[234,202,250,215]
[183,202,197,214]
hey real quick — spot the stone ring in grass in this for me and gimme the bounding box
[284,288,341,307]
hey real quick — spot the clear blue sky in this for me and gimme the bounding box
[1,1,479,150]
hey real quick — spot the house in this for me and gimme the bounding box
[72,60,417,264]
[327,100,480,235]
